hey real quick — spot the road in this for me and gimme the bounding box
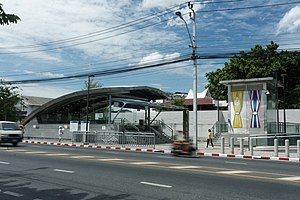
[0,143,299,200]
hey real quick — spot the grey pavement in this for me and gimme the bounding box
[22,138,300,160]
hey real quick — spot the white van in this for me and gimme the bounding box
[0,121,24,146]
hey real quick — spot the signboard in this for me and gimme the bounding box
[80,121,90,131]
[69,121,78,132]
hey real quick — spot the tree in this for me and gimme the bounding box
[0,85,22,121]
[205,41,300,108]
[83,77,103,90]
[0,3,20,25]
[171,99,187,108]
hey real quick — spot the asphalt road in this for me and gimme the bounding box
[0,143,299,200]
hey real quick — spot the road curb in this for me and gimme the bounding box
[23,140,300,163]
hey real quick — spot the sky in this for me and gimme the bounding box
[0,0,300,98]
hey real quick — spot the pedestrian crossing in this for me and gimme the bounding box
[1,148,300,184]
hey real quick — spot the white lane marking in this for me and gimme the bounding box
[24,151,47,154]
[44,153,70,156]
[129,162,160,165]
[225,161,247,165]
[69,156,95,159]
[97,158,124,161]
[219,170,252,174]
[54,169,75,174]
[157,156,174,159]
[140,182,172,188]
[168,166,202,169]
[0,161,10,165]
[8,149,27,152]
[3,191,23,197]
[278,176,300,181]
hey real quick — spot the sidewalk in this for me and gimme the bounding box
[22,139,300,163]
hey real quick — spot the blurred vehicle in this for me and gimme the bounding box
[172,139,196,156]
[0,121,24,146]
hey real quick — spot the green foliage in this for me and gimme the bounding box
[83,77,103,90]
[171,99,187,108]
[0,3,20,25]
[205,41,300,109]
[0,85,22,121]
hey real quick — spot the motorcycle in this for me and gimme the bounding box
[172,139,196,157]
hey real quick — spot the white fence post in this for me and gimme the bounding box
[221,137,225,154]
[240,138,244,155]
[230,137,234,154]
[285,139,289,158]
[274,139,278,157]
[249,138,253,155]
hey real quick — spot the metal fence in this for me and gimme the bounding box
[72,131,155,147]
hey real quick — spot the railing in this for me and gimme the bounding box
[219,135,300,158]
[72,131,155,147]
[250,133,300,146]
[113,118,140,132]
[211,121,228,138]
[154,120,174,140]
[267,122,300,134]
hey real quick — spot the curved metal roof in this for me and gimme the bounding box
[22,86,172,125]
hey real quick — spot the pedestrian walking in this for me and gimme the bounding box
[58,126,64,142]
[206,129,214,148]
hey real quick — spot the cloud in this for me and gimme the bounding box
[141,0,184,10]
[18,70,65,79]
[138,52,180,65]
[277,5,300,34]
[20,84,73,98]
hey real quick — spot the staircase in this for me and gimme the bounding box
[114,118,174,144]
[211,121,229,146]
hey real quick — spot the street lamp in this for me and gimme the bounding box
[176,2,198,149]
[85,75,94,144]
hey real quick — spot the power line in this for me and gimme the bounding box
[3,56,191,84]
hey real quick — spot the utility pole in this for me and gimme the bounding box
[85,75,94,144]
[175,2,198,149]
[189,2,198,150]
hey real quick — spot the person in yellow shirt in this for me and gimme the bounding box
[206,129,214,148]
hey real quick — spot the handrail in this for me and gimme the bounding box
[157,120,173,140]
[113,118,140,132]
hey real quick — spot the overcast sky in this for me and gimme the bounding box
[0,0,299,98]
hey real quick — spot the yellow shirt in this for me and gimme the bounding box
[207,132,212,139]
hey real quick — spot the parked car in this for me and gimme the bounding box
[0,121,24,146]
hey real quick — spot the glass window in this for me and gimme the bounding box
[1,122,20,130]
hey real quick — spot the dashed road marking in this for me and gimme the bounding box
[3,191,23,197]
[54,169,75,174]
[44,153,70,156]
[218,170,252,174]
[97,158,124,161]
[0,161,10,165]
[7,149,27,152]
[168,165,202,169]
[129,162,160,165]
[277,176,300,181]
[69,156,96,159]
[140,181,172,188]
[23,151,48,154]
[225,161,247,165]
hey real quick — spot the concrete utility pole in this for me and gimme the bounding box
[85,75,94,144]
[175,2,198,149]
[190,3,198,150]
